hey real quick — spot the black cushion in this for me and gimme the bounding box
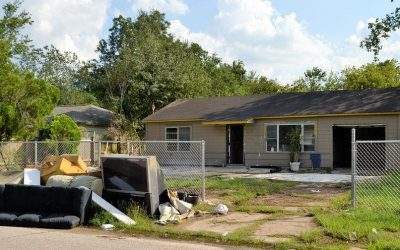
[0,213,17,225]
[0,185,4,210]
[40,214,80,229]
[0,184,92,229]
[15,214,41,227]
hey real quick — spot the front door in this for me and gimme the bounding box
[226,125,244,164]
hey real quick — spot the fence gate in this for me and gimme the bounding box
[352,129,400,211]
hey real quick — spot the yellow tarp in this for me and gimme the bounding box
[40,154,88,182]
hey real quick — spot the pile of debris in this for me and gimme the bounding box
[17,154,209,229]
[156,190,195,225]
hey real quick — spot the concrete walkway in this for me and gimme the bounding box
[247,173,352,183]
[0,226,240,250]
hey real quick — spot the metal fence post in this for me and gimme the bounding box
[34,141,38,168]
[201,140,206,201]
[97,140,102,167]
[351,128,357,208]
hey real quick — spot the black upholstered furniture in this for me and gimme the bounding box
[0,184,92,229]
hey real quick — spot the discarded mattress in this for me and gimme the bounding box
[46,175,103,196]
[40,154,88,182]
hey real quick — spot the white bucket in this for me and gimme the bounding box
[23,168,41,185]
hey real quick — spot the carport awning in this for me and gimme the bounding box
[202,119,254,125]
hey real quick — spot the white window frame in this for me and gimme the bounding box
[264,122,316,153]
[165,126,192,152]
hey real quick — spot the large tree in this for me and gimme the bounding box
[342,59,400,89]
[361,0,400,57]
[0,1,59,140]
[0,40,59,140]
[83,11,263,122]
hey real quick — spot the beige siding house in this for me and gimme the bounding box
[144,88,400,170]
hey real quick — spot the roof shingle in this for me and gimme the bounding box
[143,88,400,122]
[52,105,114,126]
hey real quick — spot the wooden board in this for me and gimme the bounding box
[91,191,136,225]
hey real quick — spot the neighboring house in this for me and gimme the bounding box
[143,88,400,170]
[52,105,114,140]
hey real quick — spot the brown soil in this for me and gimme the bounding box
[254,216,317,238]
[180,212,268,234]
[253,183,348,208]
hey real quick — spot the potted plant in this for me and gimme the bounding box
[288,127,301,172]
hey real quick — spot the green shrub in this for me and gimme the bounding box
[39,114,81,141]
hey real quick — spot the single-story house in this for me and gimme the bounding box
[52,105,114,140]
[143,88,400,170]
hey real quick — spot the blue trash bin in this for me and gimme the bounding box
[310,153,321,169]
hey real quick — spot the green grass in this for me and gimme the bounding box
[312,190,400,248]
[298,229,324,244]
[368,235,400,250]
[206,176,293,210]
[169,176,294,214]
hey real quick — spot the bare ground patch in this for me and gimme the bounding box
[179,212,268,235]
[253,216,317,242]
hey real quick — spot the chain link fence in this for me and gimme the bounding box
[127,141,205,199]
[0,140,206,199]
[352,139,400,212]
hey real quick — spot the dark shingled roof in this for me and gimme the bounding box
[52,105,114,126]
[143,88,400,122]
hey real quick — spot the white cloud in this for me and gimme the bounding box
[131,0,189,15]
[23,0,109,60]
[169,0,340,82]
[168,0,400,83]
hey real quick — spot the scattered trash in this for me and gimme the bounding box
[101,224,115,231]
[23,168,40,185]
[185,194,199,205]
[222,232,228,236]
[156,202,181,225]
[310,189,321,193]
[214,204,229,215]
[177,192,199,205]
[156,190,195,225]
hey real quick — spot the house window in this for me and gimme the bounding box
[266,125,278,152]
[178,127,191,151]
[303,124,315,151]
[165,127,191,151]
[279,125,301,152]
[265,123,315,152]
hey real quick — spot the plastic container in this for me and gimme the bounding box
[310,153,321,169]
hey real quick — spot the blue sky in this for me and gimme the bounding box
[20,0,400,83]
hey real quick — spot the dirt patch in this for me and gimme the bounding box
[254,183,348,208]
[254,216,317,240]
[180,212,268,235]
